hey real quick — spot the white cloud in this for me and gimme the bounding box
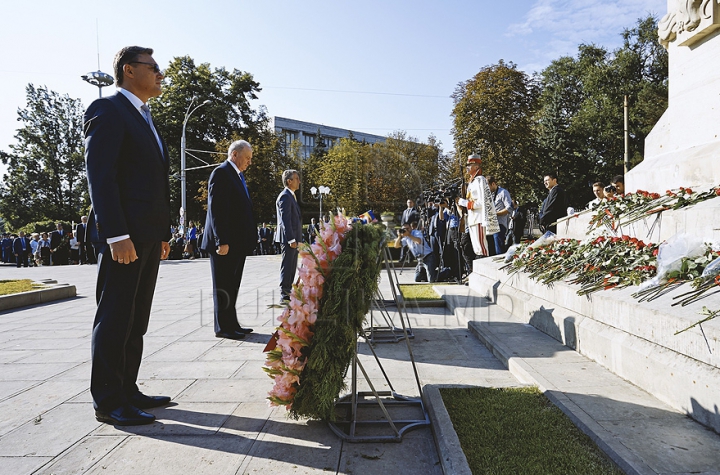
[508,0,667,72]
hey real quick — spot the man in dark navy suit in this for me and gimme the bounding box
[274,169,302,303]
[201,140,257,340]
[539,173,567,234]
[258,222,273,255]
[84,46,172,426]
[75,215,94,264]
[49,222,70,266]
[12,231,30,268]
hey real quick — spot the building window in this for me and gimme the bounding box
[285,131,297,145]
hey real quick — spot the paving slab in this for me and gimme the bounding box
[0,380,87,437]
[0,455,52,475]
[0,402,98,457]
[177,379,273,403]
[34,436,126,475]
[238,416,341,474]
[0,257,521,474]
[83,435,251,475]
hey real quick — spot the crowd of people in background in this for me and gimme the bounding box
[392,153,626,284]
[2,215,338,269]
[1,220,97,268]
[2,161,625,282]
[396,156,532,284]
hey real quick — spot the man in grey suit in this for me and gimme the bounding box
[84,46,171,426]
[274,169,302,303]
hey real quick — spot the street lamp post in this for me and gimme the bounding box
[310,185,331,222]
[181,98,211,227]
[81,70,114,98]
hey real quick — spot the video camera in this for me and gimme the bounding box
[418,179,463,206]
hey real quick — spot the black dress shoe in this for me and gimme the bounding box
[129,392,171,409]
[95,404,155,426]
[238,327,254,334]
[215,330,245,340]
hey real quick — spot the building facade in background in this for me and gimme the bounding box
[270,116,387,158]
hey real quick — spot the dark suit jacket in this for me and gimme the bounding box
[258,226,273,241]
[13,237,29,254]
[201,161,257,255]
[274,188,302,244]
[306,223,319,243]
[401,207,419,225]
[539,185,567,229]
[84,92,171,244]
[75,223,86,244]
[49,230,66,250]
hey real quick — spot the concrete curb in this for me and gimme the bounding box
[423,385,473,475]
[467,321,655,475]
[0,280,77,312]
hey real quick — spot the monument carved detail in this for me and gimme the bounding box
[659,0,720,48]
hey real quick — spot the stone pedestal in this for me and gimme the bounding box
[557,198,720,244]
[626,2,720,193]
[469,257,720,433]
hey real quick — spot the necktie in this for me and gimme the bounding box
[140,104,164,158]
[239,172,250,198]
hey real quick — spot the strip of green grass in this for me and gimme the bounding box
[441,386,623,475]
[398,283,443,300]
[0,279,39,296]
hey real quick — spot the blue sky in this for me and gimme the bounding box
[0,0,666,175]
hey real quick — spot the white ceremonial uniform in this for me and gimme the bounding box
[463,175,500,256]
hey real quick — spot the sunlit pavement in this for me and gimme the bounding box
[0,256,520,474]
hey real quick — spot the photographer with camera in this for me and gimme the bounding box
[611,175,625,195]
[603,184,617,199]
[393,221,437,283]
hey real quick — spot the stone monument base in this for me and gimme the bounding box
[626,139,720,196]
[557,197,720,245]
[469,257,720,434]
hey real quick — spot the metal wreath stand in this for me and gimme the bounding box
[327,242,430,442]
[364,243,415,344]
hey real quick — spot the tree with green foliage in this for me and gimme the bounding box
[451,60,541,206]
[0,84,88,230]
[536,15,667,206]
[196,126,294,226]
[536,45,616,207]
[312,138,367,216]
[308,132,441,217]
[369,131,441,210]
[149,56,266,225]
[614,15,668,168]
[451,16,667,209]
[245,123,297,223]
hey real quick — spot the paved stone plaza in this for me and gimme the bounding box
[0,257,521,474]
